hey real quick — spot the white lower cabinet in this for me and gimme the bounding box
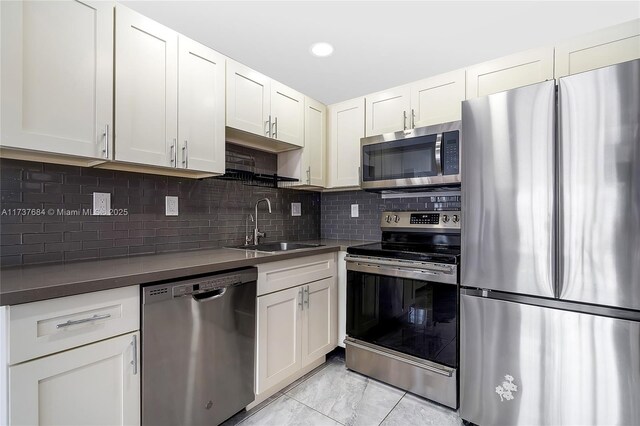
[256,255,337,396]
[9,331,140,426]
[256,286,303,393]
[301,278,337,364]
[256,279,337,395]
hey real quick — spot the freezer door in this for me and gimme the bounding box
[558,59,640,311]
[460,294,640,426]
[461,81,555,297]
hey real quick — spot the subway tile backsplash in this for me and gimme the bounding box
[320,191,455,241]
[0,148,320,267]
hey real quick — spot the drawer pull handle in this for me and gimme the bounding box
[56,313,112,329]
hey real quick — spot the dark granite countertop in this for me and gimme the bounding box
[0,239,372,306]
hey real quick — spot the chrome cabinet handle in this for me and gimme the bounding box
[304,286,309,307]
[130,334,138,375]
[182,140,188,168]
[170,140,176,166]
[403,111,407,130]
[298,288,304,310]
[56,313,111,329]
[435,133,443,176]
[103,124,109,158]
[272,117,278,139]
[265,115,272,137]
[411,109,416,129]
[307,166,311,184]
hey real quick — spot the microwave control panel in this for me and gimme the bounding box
[442,131,460,175]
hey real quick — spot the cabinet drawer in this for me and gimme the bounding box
[258,253,335,296]
[8,286,139,365]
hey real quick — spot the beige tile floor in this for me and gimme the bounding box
[222,351,463,426]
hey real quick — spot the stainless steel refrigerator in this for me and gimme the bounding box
[460,59,640,425]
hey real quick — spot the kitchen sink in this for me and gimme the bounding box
[227,242,323,253]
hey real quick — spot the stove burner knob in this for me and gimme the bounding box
[385,215,392,223]
[442,214,450,223]
[452,214,459,223]
[393,215,400,223]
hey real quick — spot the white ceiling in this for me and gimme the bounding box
[121,1,640,105]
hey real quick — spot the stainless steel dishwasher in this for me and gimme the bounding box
[142,267,257,426]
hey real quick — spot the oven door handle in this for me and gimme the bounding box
[345,255,454,274]
[346,257,457,285]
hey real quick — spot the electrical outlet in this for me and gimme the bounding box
[93,192,111,216]
[351,204,359,218]
[165,196,179,216]
[291,202,301,217]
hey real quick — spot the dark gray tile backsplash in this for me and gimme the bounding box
[0,146,321,267]
[321,191,423,241]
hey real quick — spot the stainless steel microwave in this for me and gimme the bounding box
[360,121,461,191]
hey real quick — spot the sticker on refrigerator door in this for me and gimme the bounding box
[495,375,518,402]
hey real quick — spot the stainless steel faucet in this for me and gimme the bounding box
[253,198,272,245]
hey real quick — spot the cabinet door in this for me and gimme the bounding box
[302,278,337,366]
[271,81,304,147]
[115,5,177,168]
[178,36,226,174]
[0,0,113,159]
[411,70,465,127]
[256,286,302,394]
[9,332,140,426]
[365,86,411,136]
[555,19,640,78]
[327,97,365,188]
[226,60,271,138]
[466,47,554,99]
[304,97,327,186]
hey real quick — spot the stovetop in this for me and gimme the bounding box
[347,242,460,264]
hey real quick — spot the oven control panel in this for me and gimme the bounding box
[381,211,461,230]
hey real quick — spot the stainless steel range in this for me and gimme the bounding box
[345,210,461,409]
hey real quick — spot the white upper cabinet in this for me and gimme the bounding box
[304,97,327,186]
[271,81,305,147]
[115,5,178,168]
[555,19,640,78]
[411,69,466,127]
[364,69,465,136]
[327,97,365,188]
[226,60,305,150]
[178,36,226,174]
[466,47,554,99]
[365,86,411,136]
[226,60,271,138]
[277,96,326,187]
[0,0,114,161]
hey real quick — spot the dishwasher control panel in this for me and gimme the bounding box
[172,274,242,297]
[143,267,258,304]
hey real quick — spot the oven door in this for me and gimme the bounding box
[345,259,458,368]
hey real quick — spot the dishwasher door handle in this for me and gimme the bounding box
[192,287,227,302]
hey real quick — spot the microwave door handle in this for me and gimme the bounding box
[435,133,443,175]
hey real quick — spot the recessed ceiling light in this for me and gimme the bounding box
[310,42,334,57]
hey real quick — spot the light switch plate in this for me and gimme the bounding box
[165,196,179,216]
[291,202,301,217]
[92,192,111,216]
[351,204,359,218]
